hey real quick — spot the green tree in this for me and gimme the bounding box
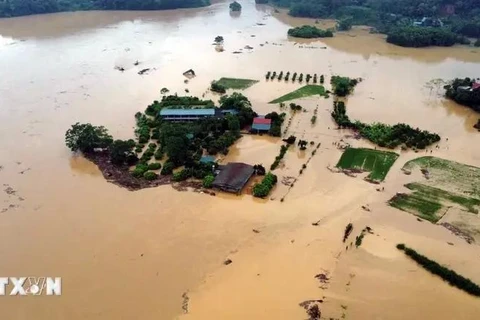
[337,18,353,31]
[65,122,113,153]
[203,175,215,188]
[226,114,240,132]
[229,1,241,11]
[110,139,137,166]
[165,136,188,165]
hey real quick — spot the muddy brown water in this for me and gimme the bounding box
[1,1,480,319]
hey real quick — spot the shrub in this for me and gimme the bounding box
[161,162,175,175]
[172,169,191,182]
[203,175,215,188]
[475,39,480,47]
[253,172,278,198]
[148,162,162,170]
[132,163,148,178]
[143,171,157,180]
[270,145,289,170]
[211,81,227,94]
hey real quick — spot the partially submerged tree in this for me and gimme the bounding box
[229,1,241,11]
[65,123,113,153]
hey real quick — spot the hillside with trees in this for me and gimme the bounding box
[269,0,480,46]
[0,0,210,18]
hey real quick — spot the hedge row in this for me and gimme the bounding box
[397,244,480,297]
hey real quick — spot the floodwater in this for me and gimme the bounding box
[1,1,480,319]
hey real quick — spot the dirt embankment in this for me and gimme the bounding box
[84,151,171,191]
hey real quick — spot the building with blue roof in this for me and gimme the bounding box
[159,109,216,121]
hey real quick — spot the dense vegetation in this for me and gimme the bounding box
[269,0,480,46]
[330,76,358,97]
[66,93,255,183]
[386,27,466,47]
[265,111,286,137]
[332,101,440,149]
[0,0,210,17]
[253,172,278,198]
[397,244,480,297]
[444,78,480,112]
[287,25,333,38]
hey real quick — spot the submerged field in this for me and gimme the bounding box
[402,156,480,198]
[336,148,399,182]
[216,77,259,89]
[390,157,480,230]
[269,85,326,103]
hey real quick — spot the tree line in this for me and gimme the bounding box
[267,0,480,46]
[331,101,440,149]
[0,0,210,17]
[265,71,325,84]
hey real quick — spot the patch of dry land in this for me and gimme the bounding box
[1,3,480,320]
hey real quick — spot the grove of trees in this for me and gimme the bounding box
[444,78,480,112]
[287,25,334,38]
[386,26,466,47]
[0,0,210,17]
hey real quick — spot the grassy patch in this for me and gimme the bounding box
[389,192,444,222]
[389,183,480,223]
[336,148,399,182]
[269,85,326,104]
[397,244,480,297]
[216,77,259,89]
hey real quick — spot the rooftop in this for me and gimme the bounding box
[159,108,216,116]
[253,117,272,125]
[252,123,271,131]
[212,162,254,193]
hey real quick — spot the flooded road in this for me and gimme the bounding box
[0,1,480,319]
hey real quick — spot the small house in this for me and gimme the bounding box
[251,117,272,133]
[212,162,254,194]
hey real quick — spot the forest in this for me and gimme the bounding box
[0,0,210,17]
[269,0,480,42]
[386,26,467,47]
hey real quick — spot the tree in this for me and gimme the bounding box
[214,35,224,43]
[226,114,240,132]
[337,18,353,31]
[110,139,137,166]
[165,136,188,165]
[229,1,241,11]
[288,25,333,38]
[65,122,113,153]
[475,39,480,47]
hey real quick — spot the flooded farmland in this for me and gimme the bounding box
[0,1,479,319]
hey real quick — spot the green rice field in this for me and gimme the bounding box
[269,85,326,104]
[336,148,399,182]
